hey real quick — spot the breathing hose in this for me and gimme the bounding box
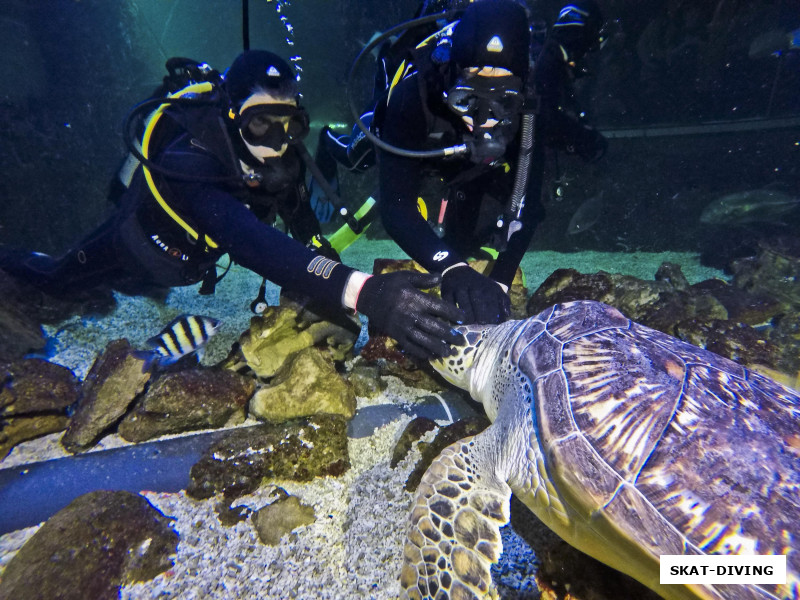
[504,112,535,239]
[123,94,239,184]
[346,10,469,160]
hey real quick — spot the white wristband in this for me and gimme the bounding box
[441,262,469,276]
[441,262,508,294]
[343,271,372,310]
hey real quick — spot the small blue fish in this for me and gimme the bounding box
[142,315,221,367]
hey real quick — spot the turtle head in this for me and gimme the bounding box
[430,324,491,391]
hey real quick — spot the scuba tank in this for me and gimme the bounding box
[112,58,224,195]
[123,61,234,294]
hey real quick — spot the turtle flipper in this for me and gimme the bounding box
[400,433,511,600]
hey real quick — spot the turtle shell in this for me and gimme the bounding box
[512,301,800,599]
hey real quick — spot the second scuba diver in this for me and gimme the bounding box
[326,0,607,325]
[0,50,464,360]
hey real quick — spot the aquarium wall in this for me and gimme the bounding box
[1,0,798,255]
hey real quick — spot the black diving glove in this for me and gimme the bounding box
[441,264,511,324]
[356,271,465,360]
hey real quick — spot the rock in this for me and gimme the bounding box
[638,290,728,335]
[0,358,79,456]
[537,264,742,327]
[249,347,356,422]
[370,258,429,278]
[0,270,46,361]
[769,313,800,376]
[690,278,783,326]
[0,358,79,416]
[358,335,450,391]
[382,359,447,392]
[390,416,437,468]
[0,413,70,459]
[252,488,316,546]
[0,268,116,344]
[359,334,416,370]
[61,339,151,454]
[527,268,612,315]
[527,267,672,322]
[117,368,254,443]
[215,502,252,527]
[346,361,388,398]
[404,415,491,492]
[730,236,800,310]
[186,415,349,501]
[723,238,800,376]
[675,319,779,370]
[653,261,690,291]
[226,303,357,379]
[0,490,177,600]
[526,265,787,370]
[592,273,668,320]
[239,308,313,378]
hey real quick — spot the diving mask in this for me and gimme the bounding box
[239,103,310,151]
[444,73,523,127]
[445,73,523,163]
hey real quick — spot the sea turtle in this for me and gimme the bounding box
[400,300,800,600]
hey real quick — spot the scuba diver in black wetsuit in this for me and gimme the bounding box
[309,116,376,223]
[307,1,479,223]
[0,50,464,360]
[312,0,607,325]
[376,0,607,325]
[535,2,609,164]
[308,0,440,222]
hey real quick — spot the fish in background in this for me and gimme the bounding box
[138,315,221,369]
[566,191,604,235]
[699,189,800,225]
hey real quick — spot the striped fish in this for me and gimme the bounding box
[145,315,221,366]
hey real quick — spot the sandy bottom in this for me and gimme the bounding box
[0,243,724,598]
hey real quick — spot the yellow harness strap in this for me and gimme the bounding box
[141,81,219,250]
[386,21,458,102]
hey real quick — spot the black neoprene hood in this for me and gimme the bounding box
[224,50,298,108]
[450,0,532,78]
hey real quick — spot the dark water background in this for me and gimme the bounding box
[1,0,798,261]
